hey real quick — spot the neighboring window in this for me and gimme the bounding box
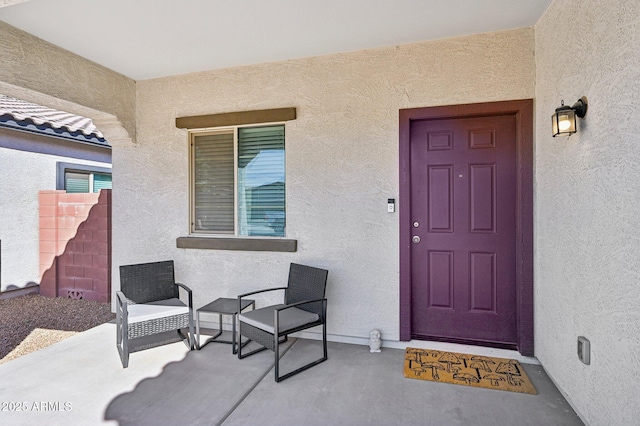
[64,171,90,193]
[92,172,113,192]
[65,171,112,193]
[190,124,285,237]
[56,162,112,193]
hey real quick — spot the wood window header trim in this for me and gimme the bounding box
[176,107,296,130]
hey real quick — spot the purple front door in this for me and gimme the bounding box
[409,114,518,345]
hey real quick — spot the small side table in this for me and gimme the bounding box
[196,297,255,353]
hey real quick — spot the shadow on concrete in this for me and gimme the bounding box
[104,332,294,426]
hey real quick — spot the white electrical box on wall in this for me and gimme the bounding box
[577,336,590,365]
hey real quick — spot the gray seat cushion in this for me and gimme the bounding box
[239,304,319,333]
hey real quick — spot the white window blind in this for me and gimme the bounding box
[65,172,90,193]
[193,131,235,233]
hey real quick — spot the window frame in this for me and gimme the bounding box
[188,121,286,238]
[56,162,112,193]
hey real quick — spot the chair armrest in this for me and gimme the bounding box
[275,298,327,312]
[116,291,128,318]
[238,287,287,299]
[238,287,287,314]
[175,282,193,309]
[274,298,327,334]
[276,298,328,321]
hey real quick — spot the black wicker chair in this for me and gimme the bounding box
[237,263,328,382]
[116,260,194,368]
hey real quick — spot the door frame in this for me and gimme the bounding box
[399,99,534,356]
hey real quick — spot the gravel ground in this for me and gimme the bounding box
[0,294,115,364]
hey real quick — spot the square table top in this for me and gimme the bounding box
[197,297,255,315]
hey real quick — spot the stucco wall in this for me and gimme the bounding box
[114,28,535,341]
[534,1,640,424]
[0,20,136,140]
[0,129,111,291]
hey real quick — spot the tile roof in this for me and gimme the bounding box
[0,94,109,146]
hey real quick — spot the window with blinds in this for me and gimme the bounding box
[65,171,112,193]
[238,126,285,237]
[93,173,112,192]
[190,124,285,237]
[65,172,90,193]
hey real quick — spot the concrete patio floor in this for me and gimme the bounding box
[0,323,584,426]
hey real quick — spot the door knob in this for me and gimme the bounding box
[412,236,420,244]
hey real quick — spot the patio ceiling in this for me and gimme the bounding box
[0,0,551,80]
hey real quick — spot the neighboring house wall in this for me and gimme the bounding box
[115,28,535,341]
[534,1,640,425]
[0,127,111,291]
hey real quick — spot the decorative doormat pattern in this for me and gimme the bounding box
[404,348,537,395]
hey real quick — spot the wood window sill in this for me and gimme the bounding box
[176,236,297,252]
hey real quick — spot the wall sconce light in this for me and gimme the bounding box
[552,96,588,137]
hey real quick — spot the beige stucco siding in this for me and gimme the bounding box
[115,28,535,341]
[534,1,640,425]
[0,21,135,140]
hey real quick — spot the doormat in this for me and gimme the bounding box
[404,348,537,394]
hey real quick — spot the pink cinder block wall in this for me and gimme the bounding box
[39,189,111,303]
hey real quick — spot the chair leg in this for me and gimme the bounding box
[275,325,328,382]
[116,316,121,347]
[120,330,129,368]
[274,332,280,382]
[177,312,195,350]
[178,329,192,350]
[116,308,129,368]
[237,320,245,359]
[237,321,272,359]
[189,312,195,349]
[323,320,328,359]
[237,321,244,359]
[237,337,268,359]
